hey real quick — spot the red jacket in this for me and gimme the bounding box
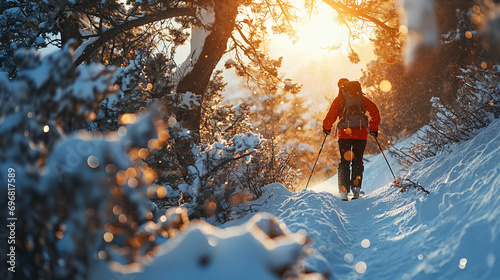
[323,95,380,140]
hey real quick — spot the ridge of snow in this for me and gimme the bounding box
[90,212,307,280]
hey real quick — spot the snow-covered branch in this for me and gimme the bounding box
[74,7,196,66]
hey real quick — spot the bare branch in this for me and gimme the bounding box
[74,7,195,66]
[322,0,398,33]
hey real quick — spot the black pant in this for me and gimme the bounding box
[338,139,367,193]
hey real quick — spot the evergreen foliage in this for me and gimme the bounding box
[0,46,168,280]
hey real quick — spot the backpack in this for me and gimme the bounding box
[337,81,369,130]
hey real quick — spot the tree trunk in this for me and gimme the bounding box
[175,0,240,140]
[172,0,240,183]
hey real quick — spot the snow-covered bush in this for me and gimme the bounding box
[236,140,299,196]
[146,71,300,222]
[391,65,500,168]
[97,51,175,132]
[200,70,253,142]
[0,45,169,280]
[184,132,264,222]
[150,130,301,223]
[0,0,58,76]
[0,42,115,165]
[90,210,313,280]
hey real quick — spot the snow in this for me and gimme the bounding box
[175,6,215,83]
[178,91,201,109]
[145,214,304,280]
[90,117,500,279]
[74,37,99,62]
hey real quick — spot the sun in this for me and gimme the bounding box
[267,1,353,66]
[292,2,350,55]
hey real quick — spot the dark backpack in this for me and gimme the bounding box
[337,81,368,130]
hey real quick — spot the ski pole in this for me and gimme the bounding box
[305,133,328,189]
[374,136,396,180]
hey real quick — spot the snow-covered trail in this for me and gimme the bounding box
[90,120,500,280]
[257,119,500,279]
[260,185,420,279]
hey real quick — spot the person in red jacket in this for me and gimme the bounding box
[323,79,380,200]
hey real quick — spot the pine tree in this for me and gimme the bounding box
[0,44,167,280]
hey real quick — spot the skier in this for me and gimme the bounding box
[323,79,380,200]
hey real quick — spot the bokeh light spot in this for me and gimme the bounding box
[361,239,371,248]
[119,214,127,223]
[119,113,137,125]
[168,116,177,127]
[87,155,100,168]
[112,205,123,215]
[399,25,409,35]
[459,258,467,269]
[380,80,392,92]
[344,253,354,263]
[355,261,367,274]
[128,178,138,188]
[98,250,107,260]
[344,150,354,161]
[157,186,167,198]
[103,232,114,242]
[118,126,127,137]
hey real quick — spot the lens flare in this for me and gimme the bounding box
[355,261,367,274]
[344,150,354,161]
[380,80,392,92]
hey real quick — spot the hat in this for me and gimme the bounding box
[338,78,349,88]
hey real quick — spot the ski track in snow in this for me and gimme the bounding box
[262,119,500,279]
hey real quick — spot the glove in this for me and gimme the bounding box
[370,130,378,138]
[323,128,331,135]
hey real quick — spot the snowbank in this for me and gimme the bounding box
[260,119,500,279]
[90,119,500,279]
[89,210,310,280]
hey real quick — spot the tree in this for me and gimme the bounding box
[0,44,168,280]
[357,0,500,169]
[0,0,415,188]
[2,0,443,220]
[0,0,296,133]
[0,0,409,134]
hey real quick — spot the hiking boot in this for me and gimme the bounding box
[352,187,363,199]
[340,186,348,201]
[340,192,348,200]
